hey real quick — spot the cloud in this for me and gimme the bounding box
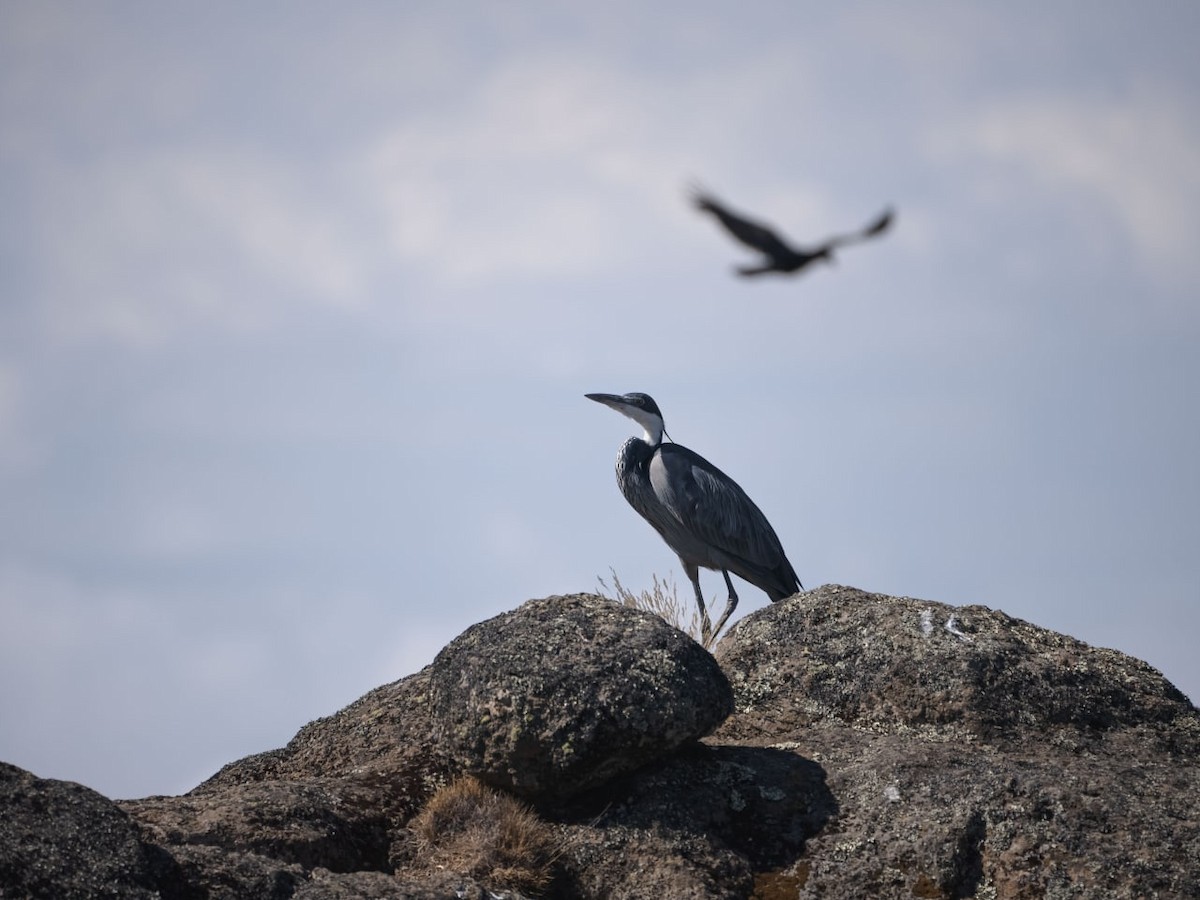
[0,361,39,478]
[946,87,1200,287]
[359,47,834,289]
[20,150,371,345]
[0,362,17,432]
[363,55,669,286]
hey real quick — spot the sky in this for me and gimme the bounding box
[1,1,1198,800]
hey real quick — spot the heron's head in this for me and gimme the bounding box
[585,392,665,446]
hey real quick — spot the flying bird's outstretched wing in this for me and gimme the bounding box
[821,206,895,251]
[691,188,795,262]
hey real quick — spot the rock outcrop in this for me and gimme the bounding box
[717,584,1191,738]
[2,586,1197,899]
[428,593,733,804]
[713,585,1200,898]
[0,762,161,899]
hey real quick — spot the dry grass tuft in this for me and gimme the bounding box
[597,569,724,648]
[408,776,558,895]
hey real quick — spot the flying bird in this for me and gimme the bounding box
[586,391,802,645]
[692,186,894,277]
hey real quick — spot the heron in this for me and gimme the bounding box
[586,391,802,644]
[692,186,894,277]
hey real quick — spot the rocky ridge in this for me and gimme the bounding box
[2,585,1197,899]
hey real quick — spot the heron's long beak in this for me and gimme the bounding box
[584,392,625,410]
[585,392,664,447]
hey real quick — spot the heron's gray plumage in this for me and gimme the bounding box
[587,391,802,643]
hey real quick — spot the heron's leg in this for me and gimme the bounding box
[707,570,740,643]
[682,561,713,645]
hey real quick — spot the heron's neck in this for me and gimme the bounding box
[623,408,664,447]
[644,423,663,446]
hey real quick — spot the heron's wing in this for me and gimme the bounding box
[820,206,895,251]
[692,191,795,260]
[649,443,787,571]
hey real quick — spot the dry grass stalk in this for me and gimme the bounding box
[597,569,724,649]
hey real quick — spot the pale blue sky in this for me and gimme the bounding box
[2,1,1198,799]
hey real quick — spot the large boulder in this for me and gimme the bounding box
[427,593,733,804]
[0,762,160,899]
[710,585,1200,898]
[715,583,1194,740]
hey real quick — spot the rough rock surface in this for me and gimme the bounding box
[427,593,733,804]
[2,586,1197,899]
[713,585,1200,898]
[553,742,834,899]
[716,583,1192,740]
[0,761,160,899]
[290,869,534,900]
